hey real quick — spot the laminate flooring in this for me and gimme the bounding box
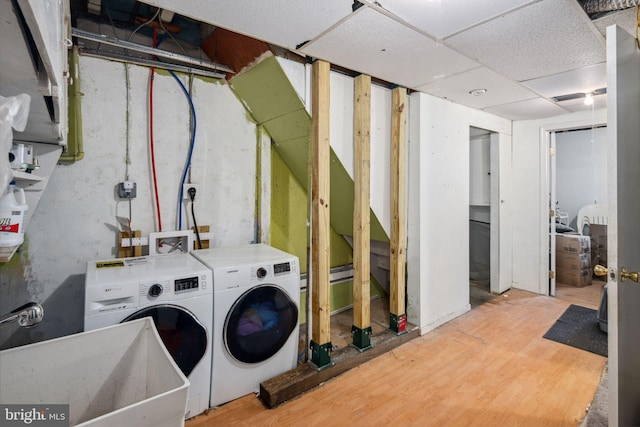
[187,286,606,426]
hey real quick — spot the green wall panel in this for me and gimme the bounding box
[230,56,303,124]
[270,147,355,272]
[264,108,311,142]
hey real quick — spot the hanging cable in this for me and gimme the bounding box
[128,194,134,257]
[129,8,161,41]
[149,28,163,232]
[189,187,203,249]
[636,5,639,49]
[124,63,131,181]
[157,14,191,58]
[168,70,197,230]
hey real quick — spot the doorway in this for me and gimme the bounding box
[546,125,608,307]
[469,127,499,309]
[543,122,607,300]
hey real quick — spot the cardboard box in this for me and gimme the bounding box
[557,268,593,287]
[590,224,608,268]
[557,252,591,272]
[556,233,591,254]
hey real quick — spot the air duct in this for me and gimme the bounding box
[581,0,640,15]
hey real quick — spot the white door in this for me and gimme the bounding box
[606,25,640,425]
[549,132,557,296]
[490,132,512,294]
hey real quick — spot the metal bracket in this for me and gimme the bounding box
[390,312,408,335]
[351,325,373,352]
[309,341,334,371]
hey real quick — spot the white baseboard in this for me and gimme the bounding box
[419,304,471,335]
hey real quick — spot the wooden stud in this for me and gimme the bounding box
[310,60,332,367]
[118,230,142,258]
[192,225,210,250]
[352,74,372,349]
[390,88,407,334]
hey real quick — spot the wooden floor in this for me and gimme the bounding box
[188,286,606,426]
[556,278,606,310]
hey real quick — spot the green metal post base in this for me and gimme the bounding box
[390,312,408,335]
[351,325,373,352]
[309,340,334,371]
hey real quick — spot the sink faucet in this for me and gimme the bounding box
[0,302,44,327]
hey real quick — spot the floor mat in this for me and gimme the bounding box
[543,304,607,357]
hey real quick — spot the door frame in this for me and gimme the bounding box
[469,127,511,295]
[539,116,607,296]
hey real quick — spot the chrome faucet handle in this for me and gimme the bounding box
[0,302,44,328]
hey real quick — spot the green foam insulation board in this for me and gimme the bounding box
[271,148,385,324]
[230,55,388,243]
[270,147,354,273]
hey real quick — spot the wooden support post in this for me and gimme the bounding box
[390,87,408,335]
[310,60,333,369]
[352,74,373,351]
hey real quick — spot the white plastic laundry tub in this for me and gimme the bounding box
[0,318,189,427]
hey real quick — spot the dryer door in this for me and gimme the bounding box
[225,284,298,364]
[123,305,207,376]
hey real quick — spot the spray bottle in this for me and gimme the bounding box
[0,180,28,247]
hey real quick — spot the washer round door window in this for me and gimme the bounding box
[123,305,207,377]
[225,284,298,364]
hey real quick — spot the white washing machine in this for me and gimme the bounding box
[191,243,300,407]
[84,253,213,420]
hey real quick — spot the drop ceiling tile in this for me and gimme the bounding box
[483,98,568,120]
[521,63,606,98]
[300,7,478,88]
[445,0,605,82]
[593,8,638,38]
[364,0,537,39]
[416,66,538,109]
[139,0,351,49]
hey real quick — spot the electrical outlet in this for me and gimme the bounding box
[183,183,200,200]
[118,181,137,198]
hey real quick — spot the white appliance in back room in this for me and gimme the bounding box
[191,243,300,407]
[84,253,213,420]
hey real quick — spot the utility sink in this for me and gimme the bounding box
[0,318,189,427]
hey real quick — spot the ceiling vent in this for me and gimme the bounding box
[579,0,640,18]
[551,87,607,102]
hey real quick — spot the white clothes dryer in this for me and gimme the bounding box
[191,244,300,407]
[84,253,213,420]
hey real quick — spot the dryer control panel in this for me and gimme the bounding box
[274,262,291,275]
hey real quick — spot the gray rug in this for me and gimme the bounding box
[543,304,607,357]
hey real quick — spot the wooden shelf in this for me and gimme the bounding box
[12,170,45,184]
